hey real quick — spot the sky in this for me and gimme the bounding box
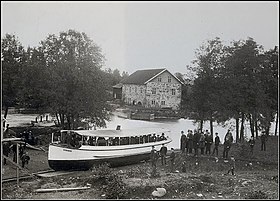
[1,1,279,75]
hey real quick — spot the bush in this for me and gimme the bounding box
[105,173,128,199]
[90,163,128,199]
[246,190,269,199]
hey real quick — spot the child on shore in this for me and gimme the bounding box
[225,155,236,176]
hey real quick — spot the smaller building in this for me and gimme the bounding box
[120,68,183,110]
[113,83,123,100]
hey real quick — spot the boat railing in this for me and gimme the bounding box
[51,131,171,149]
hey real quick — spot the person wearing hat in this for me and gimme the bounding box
[193,130,201,157]
[187,130,193,154]
[223,129,233,159]
[212,132,220,156]
[248,136,255,155]
[260,131,268,151]
[21,151,30,168]
[180,131,187,154]
[159,144,167,165]
[150,146,158,168]
[225,155,236,176]
[150,146,158,176]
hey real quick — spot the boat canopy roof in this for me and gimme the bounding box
[61,128,170,138]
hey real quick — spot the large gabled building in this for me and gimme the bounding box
[120,68,182,110]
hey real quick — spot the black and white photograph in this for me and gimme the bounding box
[1,1,279,199]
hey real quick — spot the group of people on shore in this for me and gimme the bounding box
[149,129,235,175]
[149,128,270,176]
[180,129,234,159]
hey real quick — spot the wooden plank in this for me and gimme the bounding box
[2,175,34,183]
[26,143,44,151]
[35,171,76,178]
[2,138,23,142]
[2,170,55,183]
[34,186,91,193]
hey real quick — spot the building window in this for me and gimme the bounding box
[135,87,137,93]
[129,87,131,93]
[151,100,155,105]
[168,76,172,83]
[158,77,162,82]
[152,88,156,94]
[161,100,165,105]
[171,89,176,95]
[140,88,143,93]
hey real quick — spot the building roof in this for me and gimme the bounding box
[113,83,123,89]
[121,68,166,85]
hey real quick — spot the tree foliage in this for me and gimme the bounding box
[2,30,112,129]
[38,30,110,129]
[1,34,25,118]
[183,37,278,139]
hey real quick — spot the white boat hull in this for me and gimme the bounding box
[48,139,171,170]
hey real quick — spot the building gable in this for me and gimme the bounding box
[144,69,183,85]
[121,69,166,85]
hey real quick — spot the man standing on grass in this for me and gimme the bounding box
[260,131,267,151]
[205,131,213,155]
[225,155,236,176]
[159,144,167,165]
[180,131,187,154]
[150,146,158,175]
[248,136,255,155]
[193,130,200,157]
[212,132,220,156]
[187,130,193,154]
[223,129,233,159]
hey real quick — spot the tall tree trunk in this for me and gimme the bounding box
[67,114,71,130]
[55,112,60,126]
[275,111,278,136]
[235,117,239,143]
[249,114,255,138]
[199,119,203,132]
[210,118,213,136]
[209,117,214,142]
[255,120,258,139]
[60,113,65,129]
[240,113,245,142]
[265,123,270,136]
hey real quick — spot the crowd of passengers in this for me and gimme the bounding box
[57,131,168,148]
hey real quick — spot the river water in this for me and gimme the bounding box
[3,112,277,149]
[103,112,267,149]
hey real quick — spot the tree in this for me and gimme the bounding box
[258,46,278,136]
[39,29,110,129]
[186,37,227,135]
[1,34,25,122]
[121,71,129,80]
[223,38,265,140]
[18,47,50,111]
